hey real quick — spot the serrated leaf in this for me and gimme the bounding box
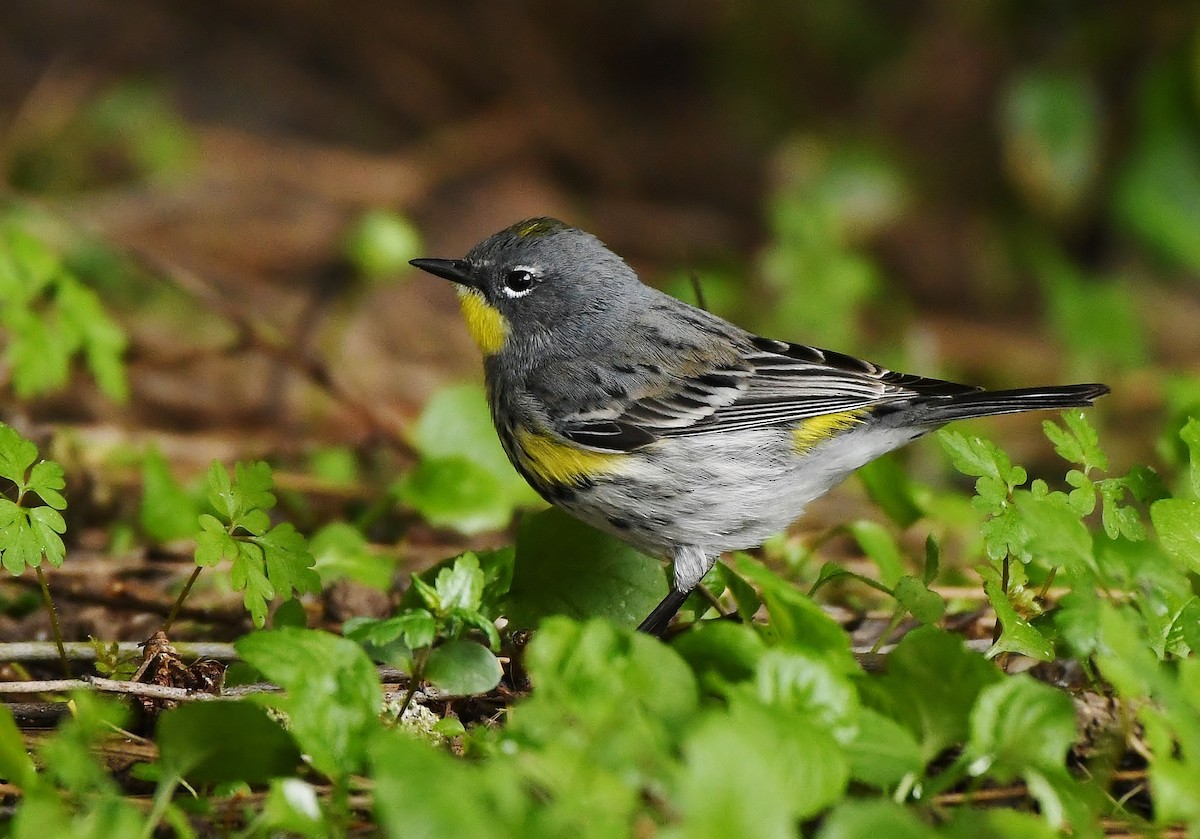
[434,552,484,612]
[1044,411,1106,472]
[346,609,437,651]
[424,639,502,695]
[28,506,66,567]
[195,524,236,567]
[232,541,275,627]
[1014,491,1093,573]
[56,277,128,402]
[939,431,1026,493]
[0,425,37,486]
[256,522,320,598]
[25,461,65,509]
[233,461,277,512]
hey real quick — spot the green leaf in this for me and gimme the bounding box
[755,648,859,745]
[922,534,940,585]
[520,617,699,729]
[1182,417,1200,497]
[846,520,904,586]
[424,639,503,695]
[231,541,275,627]
[817,799,932,839]
[1043,411,1106,473]
[255,523,320,599]
[27,506,66,567]
[856,454,922,528]
[978,564,1055,661]
[966,675,1076,780]
[939,430,1027,498]
[735,556,856,669]
[195,516,236,567]
[139,449,200,542]
[309,521,394,590]
[345,609,437,651]
[671,619,766,692]
[232,460,277,518]
[409,383,539,505]
[393,456,513,535]
[892,575,945,625]
[675,697,848,836]
[1150,498,1200,575]
[369,733,509,839]
[506,507,666,629]
[25,460,65,509]
[941,808,1061,839]
[0,424,37,487]
[865,626,1002,763]
[1013,491,1094,573]
[434,552,485,612]
[156,701,301,783]
[843,707,924,789]
[343,209,423,280]
[0,703,35,788]
[236,628,382,779]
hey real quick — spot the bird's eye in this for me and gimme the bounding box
[502,268,537,297]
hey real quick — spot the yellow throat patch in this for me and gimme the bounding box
[792,410,867,454]
[515,428,628,487]
[457,288,508,356]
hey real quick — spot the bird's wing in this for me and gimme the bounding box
[559,336,979,451]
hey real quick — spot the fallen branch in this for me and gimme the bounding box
[0,641,239,663]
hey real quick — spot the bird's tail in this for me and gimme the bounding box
[913,383,1110,424]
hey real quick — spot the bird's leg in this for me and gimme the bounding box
[636,546,715,636]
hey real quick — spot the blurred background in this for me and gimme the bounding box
[1,1,1199,582]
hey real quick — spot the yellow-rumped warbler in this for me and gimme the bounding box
[411,218,1108,635]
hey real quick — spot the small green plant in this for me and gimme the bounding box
[0,226,128,401]
[0,423,70,675]
[347,552,504,714]
[164,461,321,630]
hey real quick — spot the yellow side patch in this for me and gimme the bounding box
[792,410,867,454]
[515,428,628,487]
[457,288,508,356]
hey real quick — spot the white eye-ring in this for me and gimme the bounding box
[501,265,539,298]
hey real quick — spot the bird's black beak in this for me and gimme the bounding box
[409,258,476,289]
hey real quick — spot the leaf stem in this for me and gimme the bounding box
[397,645,432,720]
[34,565,71,678]
[163,566,204,634]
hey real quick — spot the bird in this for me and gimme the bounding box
[411,217,1109,635]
